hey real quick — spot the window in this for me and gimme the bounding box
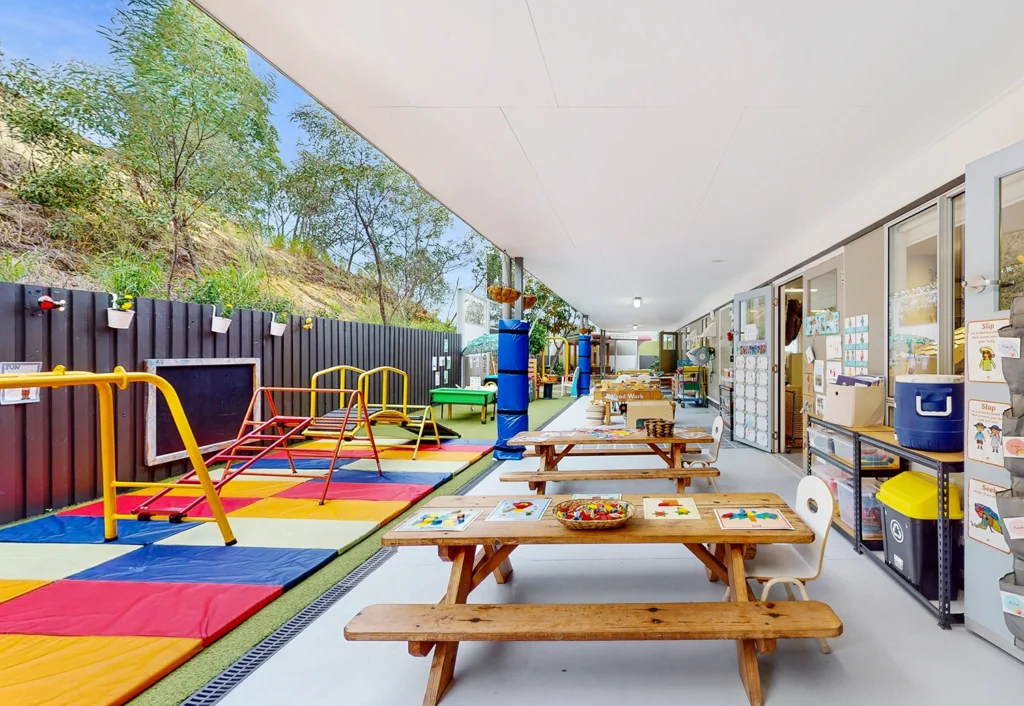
[888,205,939,394]
[953,193,965,375]
[739,296,766,341]
[998,169,1024,310]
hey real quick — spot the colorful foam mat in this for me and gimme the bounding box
[0,438,493,705]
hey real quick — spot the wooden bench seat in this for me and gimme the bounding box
[500,467,720,494]
[345,601,843,644]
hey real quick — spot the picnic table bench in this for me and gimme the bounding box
[500,427,720,493]
[345,493,843,706]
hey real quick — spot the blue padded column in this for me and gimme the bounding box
[577,334,592,396]
[494,318,529,460]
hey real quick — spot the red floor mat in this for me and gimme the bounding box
[273,481,435,502]
[60,495,260,519]
[0,579,281,644]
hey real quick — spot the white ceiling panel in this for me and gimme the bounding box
[197,0,1024,330]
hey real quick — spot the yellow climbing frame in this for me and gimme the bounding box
[309,364,366,415]
[355,366,442,459]
[0,366,236,545]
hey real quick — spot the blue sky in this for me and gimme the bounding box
[0,0,476,316]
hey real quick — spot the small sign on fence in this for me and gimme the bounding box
[0,362,43,405]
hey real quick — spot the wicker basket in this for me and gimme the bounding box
[522,295,537,310]
[643,418,675,438]
[487,285,521,304]
[552,499,635,530]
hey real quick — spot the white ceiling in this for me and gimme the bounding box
[197,0,1024,330]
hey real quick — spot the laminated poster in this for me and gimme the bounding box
[643,497,700,520]
[966,319,1009,383]
[395,509,481,532]
[432,356,438,371]
[813,360,825,393]
[715,507,794,531]
[1001,591,1024,618]
[0,361,42,405]
[825,335,842,361]
[966,478,1010,553]
[815,394,824,417]
[486,499,550,522]
[968,399,1010,467]
[434,371,441,386]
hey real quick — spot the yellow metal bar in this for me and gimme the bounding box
[111,481,187,489]
[112,513,218,523]
[96,383,118,541]
[309,365,365,414]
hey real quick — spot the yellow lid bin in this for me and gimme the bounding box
[875,471,964,521]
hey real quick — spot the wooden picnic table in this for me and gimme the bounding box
[347,492,841,706]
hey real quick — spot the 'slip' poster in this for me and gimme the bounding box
[968,399,1010,467]
[966,319,1009,383]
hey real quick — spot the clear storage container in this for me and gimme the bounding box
[832,436,899,469]
[836,477,883,539]
[808,427,835,454]
[810,464,848,503]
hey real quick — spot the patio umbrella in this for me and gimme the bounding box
[462,333,499,355]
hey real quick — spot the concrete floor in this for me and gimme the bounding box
[221,397,1024,705]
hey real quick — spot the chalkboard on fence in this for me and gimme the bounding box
[144,358,261,465]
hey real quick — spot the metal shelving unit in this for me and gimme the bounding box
[805,415,964,629]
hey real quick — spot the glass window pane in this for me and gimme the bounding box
[888,205,939,395]
[998,170,1024,310]
[953,193,965,375]
[808,271,837,315]
[740,296,766,340]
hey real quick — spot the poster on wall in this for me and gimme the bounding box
[826,361,841,385]
[967,399,1010,467]
[825,335,842,360]
[815,394,824,416]
[813,360,825,393]
[967,478,1010,554]
[432,356,438,370]
[966,319,1010,383]
[845,315,869,333]
[0,362,42,405]
[805,311,840,336]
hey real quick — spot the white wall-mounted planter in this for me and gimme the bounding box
[270,321,287,337]
[211,315,232,334]
[107,308,135,329]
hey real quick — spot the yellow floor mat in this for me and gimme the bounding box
[377,450,481,462]
[0,579,49,604]
[0,634,202,706]
[129,478,305,498]
[229,498,408,523]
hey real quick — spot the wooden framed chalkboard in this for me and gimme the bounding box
[144,358,261,465]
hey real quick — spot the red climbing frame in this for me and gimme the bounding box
[132,386,381,520]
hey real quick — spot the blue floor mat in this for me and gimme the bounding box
[247,458,353,470]
[68,544,337,588]
[0,515,196,545]
[309,469,452,487]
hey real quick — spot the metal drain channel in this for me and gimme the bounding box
[183,400,577,705]
[181,547,395,706]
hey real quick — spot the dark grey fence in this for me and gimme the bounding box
[0,282,460,524]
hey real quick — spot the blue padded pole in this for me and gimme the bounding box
[577,334,592,396]
[494,318,529,460]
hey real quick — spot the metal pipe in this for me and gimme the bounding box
[513,256,524,319]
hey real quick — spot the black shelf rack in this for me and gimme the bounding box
[805,415,964,629]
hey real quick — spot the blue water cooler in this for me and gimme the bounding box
[893,374,964,452]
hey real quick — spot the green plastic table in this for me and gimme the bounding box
[430,387,496,424]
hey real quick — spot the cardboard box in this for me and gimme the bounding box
[626,399,675,429]
[823,384,885,427]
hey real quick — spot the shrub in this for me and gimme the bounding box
[92,253,164,298]
[0,252,34,283]
[15,159,108,211]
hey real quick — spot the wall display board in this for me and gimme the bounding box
[145,358,261,465]
[843,315,870,376]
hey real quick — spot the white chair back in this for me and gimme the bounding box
[707,416,725,462]
[792,476,833,580]
[614,374,630,383]
[636,373,653,382]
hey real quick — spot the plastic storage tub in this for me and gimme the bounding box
[810,464,848,502]
[808,427,835,454]
[832,436,899,468]
[876,471,964,600]
[893,375,964,452]
[836,477,883,538]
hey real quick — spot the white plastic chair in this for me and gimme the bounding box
[722,475,835,654]
[682,415,723,492]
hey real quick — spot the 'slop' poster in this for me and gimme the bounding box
[968,400,1010,467]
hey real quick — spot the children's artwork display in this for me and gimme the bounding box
[826,361,841,385]
[715,507,794,530]
[815,394,825,417]
[643,497,700,520]
[966,319,1009,383]
[486,499,550,522]
[845,315,869,333]
[805,311,840,336]
[813,360,825,393]
[842,315,870,376]
[968,399,1010,467]
[572,493,622,500]
[825,335,842,361]
[967,479,1009,553]
[395,509,481,532]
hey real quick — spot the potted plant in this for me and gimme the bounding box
[522,294,537,310]
[579,326,594,335]
[211,303,233,334]
[107,294,135,329]
[487,285,521,304]
[270,312,288,337]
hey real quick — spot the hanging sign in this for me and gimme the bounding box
[966,478,1010,553]
[967,399,1010,467]
[0,362,42,405]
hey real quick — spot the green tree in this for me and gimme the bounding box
[102,0,281,287]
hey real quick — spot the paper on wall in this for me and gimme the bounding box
[966,478,1009,553]
[825,335,842,360]
[825,361,841,385]
[968,399,1010,467]
[813,360,825,393]
[966,319,1009,383]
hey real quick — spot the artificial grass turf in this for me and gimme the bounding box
[129,394,576,706]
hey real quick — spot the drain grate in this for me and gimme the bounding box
[181,547,396,706]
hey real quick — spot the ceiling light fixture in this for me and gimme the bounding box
[633,297,642,308]
[711,259,724,263]
[632,323,637,330]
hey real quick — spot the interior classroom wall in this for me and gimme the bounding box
[843,227,887,377]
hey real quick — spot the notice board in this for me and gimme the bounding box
[145,358,261,465]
